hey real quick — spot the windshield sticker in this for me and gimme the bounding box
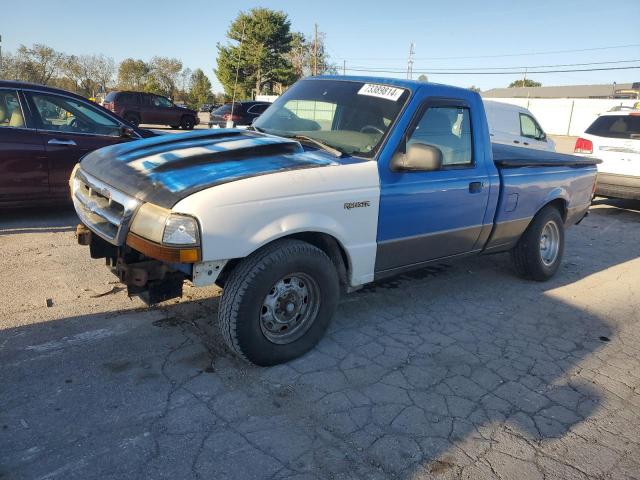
[357,84,405,101]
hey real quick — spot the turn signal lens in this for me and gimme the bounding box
[127,233,201,263]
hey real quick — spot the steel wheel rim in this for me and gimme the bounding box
[260,272,321,345]
[540,220,560,266]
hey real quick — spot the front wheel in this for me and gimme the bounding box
[180,116,195,130]
[511,206,565,281]
[218,239,340,366]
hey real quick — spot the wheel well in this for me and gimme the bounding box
[543,198,567,222]
[216,232,350,291]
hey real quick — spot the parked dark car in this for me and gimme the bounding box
[208,101,270,127]
[103,91,199,129]
[0,81,153,208]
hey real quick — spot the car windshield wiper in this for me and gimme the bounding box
[288,135,344,158]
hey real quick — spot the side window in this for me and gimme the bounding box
[30,93,121,137]
[408,106,473,167]
[0,90,26,129]
[520,113,543,140]
[153,96,173,108]
[251,104,269,114]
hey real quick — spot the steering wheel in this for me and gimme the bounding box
[360,125,384,134]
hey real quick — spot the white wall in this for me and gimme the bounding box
[487,98,637,136]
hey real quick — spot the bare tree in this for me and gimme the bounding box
[13,44,63,85]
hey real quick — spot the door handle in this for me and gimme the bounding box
[523,142,529,146]
[513,140,520,144]
[469,181,483,193]
[48,139,77,146]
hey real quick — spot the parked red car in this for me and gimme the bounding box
[103,91,199,129]
[0,81,153,208]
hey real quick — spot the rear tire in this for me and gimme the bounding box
[511,206,565,281]
[170,124,180,129]
[124,113,140,127]
[218,239,340,366]
[180,116,195,130]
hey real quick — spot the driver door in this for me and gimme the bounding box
[25,91,128,199]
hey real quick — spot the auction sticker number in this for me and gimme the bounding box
[357,84,405,101]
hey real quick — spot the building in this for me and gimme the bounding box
[482,82,639,99]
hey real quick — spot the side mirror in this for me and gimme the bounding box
[120,126,136,138]
[391,143,443,172]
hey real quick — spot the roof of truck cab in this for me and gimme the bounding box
[308,75,474,96]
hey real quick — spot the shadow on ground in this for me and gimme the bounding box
[0,202,638,479]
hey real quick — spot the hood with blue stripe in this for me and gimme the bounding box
[80,129,343,208]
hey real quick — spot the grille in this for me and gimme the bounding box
[72,169,140,245]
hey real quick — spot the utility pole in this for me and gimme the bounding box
[0,35,3,77]
[521,67,527,87]
[343,60,346,76]
[407,42,415,80]
[313,24,318,76]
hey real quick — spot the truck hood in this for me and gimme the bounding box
[80,129,344,208]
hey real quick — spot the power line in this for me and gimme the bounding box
[334,43,640,61]
[343,65,640,75]
[348,59,640,72]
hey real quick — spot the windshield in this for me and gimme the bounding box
[254,79,410,157]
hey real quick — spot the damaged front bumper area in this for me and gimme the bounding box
[72,168,225,305]
[76,223,187,304]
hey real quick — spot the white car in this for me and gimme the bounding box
[484,100,556,151]
[574,108,640,200]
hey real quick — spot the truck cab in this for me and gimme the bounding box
[72,76,598,365]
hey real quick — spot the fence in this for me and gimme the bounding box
[486,98,638,136]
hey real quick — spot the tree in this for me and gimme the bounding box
[216,8,296,98]
[149,56,183,98]
[417,74,428,82]
[188,69,213,108]
[286,29,335,79]
[61,54,114,98]
[117,58,150,90]
[468,85,481,93]
[508,79,541,88]
[12,44,63,85]
[93,54,116,95]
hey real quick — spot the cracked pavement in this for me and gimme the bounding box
[1,198,639,480]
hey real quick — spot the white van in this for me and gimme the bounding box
[484,100,556,151]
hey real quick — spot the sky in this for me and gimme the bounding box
[2,0,639,93]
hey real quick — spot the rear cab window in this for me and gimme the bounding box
[586,115,640,139]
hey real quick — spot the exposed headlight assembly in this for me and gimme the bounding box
[128,203,201,263]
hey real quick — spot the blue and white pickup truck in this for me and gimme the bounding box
[71,76,599,365]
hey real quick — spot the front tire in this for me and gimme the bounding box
[511,206,565,281]
[180,116,195,130]
[218,239,340,366]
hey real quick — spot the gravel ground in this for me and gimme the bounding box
[0,198,639,480]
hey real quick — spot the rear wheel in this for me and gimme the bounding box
[170,124,180,129]
[511,206,565,281]
[180,116,195,130]
[124,113,140,127]
[218,239,340,366]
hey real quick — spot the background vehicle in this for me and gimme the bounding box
[103,91,199,129]
[72,77,598,365]
[484,100,556,151]
[0,81,152,208]
[574,107,640,200]
[208,101,270,127]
